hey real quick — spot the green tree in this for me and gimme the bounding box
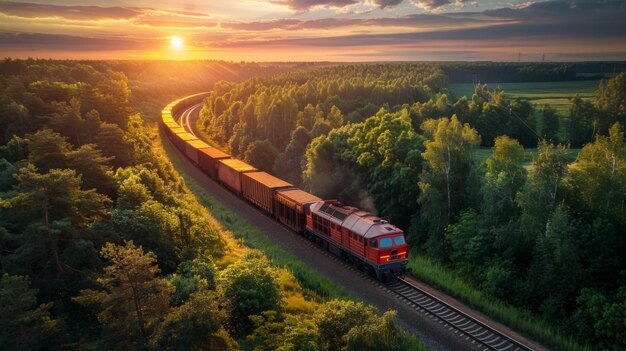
[9,164,110,229]
[482,135,526,226]
[326,105,344,128]
[169,257,217,306]
[0,101,31,143]
[572,288,626,351]
[314,300,377,351]
[49,97,85,146]
[217,251,281,336]
[344,311,424,351]
[568,123,626,222]
[244,139,279,172]
[445,210,491,281]
[26,129,70,171]
[110,201,179,273]
[595,72,626,132]
[417,115,480,257]
[302,125,365,203]
[566,96,596,146]
[0,274,58,351]
[516,140,570,262]
[248,312,320,351]
[66,144,115,196]
[0,135,28,163]
[95,122,133,168]
[527,205,585,318]
[150,291,237,351]
[75,241,172,345]
[274,126,312,185]
[115,174,153,210]
[536,105,560,142]
[277,314,319,351]
[347,109,424,228]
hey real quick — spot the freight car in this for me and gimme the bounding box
[241,171,293,214]
[161,93,409,281]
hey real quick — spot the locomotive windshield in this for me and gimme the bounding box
[379,237,393,248]
[378,235,406,248]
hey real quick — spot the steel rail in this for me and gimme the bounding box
[390,278,535,351]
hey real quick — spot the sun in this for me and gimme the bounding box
[170,36,184,49]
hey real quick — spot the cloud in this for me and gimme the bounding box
[0,1,209,22]
[0,32,154,51]
[411,0,450,11]
[270,0,359,11]
[201,0,626,48]
[410,0,476,11]
[2,0,626,61]
[0,1,142,20]
[219,13,501,31]
[370,0,404,9]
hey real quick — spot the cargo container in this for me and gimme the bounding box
[217,159,257,194]
[198,148,231,179]
[162,114,177,125]
[163,121,179,128]
[164,126,184,140]
[241,172,294,214]
[173,132,198,152]
[184,139,211,165]
[274,189,322,232]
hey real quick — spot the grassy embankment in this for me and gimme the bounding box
[407,254,589,351]
[449,80,598,115]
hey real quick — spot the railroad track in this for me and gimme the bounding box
[174,100,542,351]
[387,278,534,351]
[179,102,202,137]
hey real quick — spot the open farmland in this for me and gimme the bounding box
[449,80,598,115]
[474,147,581,167]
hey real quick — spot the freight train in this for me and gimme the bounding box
[162,93,409,281]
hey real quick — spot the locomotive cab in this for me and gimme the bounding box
[369,233,408,264]
[367,231,409,281]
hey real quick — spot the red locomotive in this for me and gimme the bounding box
[307,201,408,281]
[161,93,409,282]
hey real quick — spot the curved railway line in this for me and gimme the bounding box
[163,93,545,351]
[389,278,533,351]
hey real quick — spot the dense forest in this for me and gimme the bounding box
[440,61,626,83]
[0,60,423,351]
[199,64,626,350]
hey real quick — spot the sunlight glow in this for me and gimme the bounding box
[170,36,184,49]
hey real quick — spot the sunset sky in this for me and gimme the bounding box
[1,0,625,61]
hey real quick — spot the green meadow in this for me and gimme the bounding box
[449,80,599,115]
[474,147,581,166]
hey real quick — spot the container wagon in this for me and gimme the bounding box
[217,159,257,194]
[241,171,293,214]
[198,148,231,179]
[173,132,198,153]
[273,189,322,233]
[184,139,211,165]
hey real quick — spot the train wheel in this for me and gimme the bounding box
[367,266,377,279]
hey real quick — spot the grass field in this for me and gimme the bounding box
[474,147,581,166]
[449,80,599,115]
[407,255,589,351]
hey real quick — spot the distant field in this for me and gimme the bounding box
[474,147,581,166]
[449,80,599,115]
